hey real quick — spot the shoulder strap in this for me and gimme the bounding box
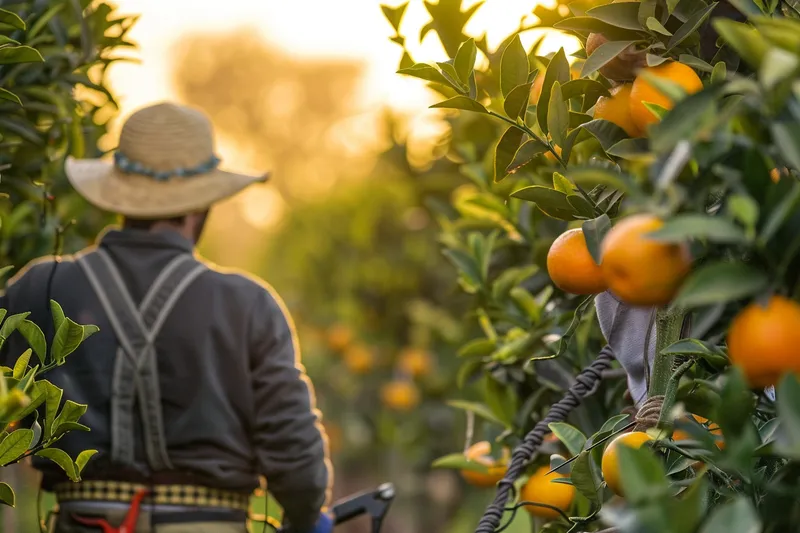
[76,249,206,471]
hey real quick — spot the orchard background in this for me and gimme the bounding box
[1,1,800,533]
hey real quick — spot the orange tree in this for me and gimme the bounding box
[384,0,800,532]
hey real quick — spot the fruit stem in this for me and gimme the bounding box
[486,111,566,167]
[648,306,686,400]
[656,358,695,431]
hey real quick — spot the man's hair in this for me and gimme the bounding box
[122,216,187,231]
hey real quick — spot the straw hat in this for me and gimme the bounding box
[66,102,269,219]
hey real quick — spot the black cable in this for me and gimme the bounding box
[474,346,615,533]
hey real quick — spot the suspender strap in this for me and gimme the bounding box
[77,249,206,471]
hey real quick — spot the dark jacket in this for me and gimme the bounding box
[0,228,332,531]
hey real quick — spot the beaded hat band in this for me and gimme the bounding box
[64,102,269,219]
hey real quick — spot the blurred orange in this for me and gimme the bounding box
[398,347,433,378]
[460,441,509,488]
[326,324,354,352]
[343,344,375,374]
[380,381,420,412]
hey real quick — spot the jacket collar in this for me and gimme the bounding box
[97,225,195,254]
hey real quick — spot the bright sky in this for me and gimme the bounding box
[106,0,578,244]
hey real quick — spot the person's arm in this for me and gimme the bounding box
[249,286,333,532]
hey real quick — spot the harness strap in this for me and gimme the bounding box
[77,249,206,471]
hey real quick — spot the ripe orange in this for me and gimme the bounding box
[601,431,653,496]
[398,348,433,378]
[343,344,375,375]
[326,324,354,352]
[630,62,703,133]
[770,167,787,183]
[600,214,692,306]
[520,465,575,520]
[727,296,800,388]
[547,228,607,295]
[460,441,509,487]
[585,32,646,82]
[594,84,641,137]
[544,144,563,163]
[530,73,545,104]
[380,381,420,412]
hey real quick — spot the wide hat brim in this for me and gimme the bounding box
[65,156,269,219]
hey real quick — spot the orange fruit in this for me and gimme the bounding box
[727,296,800,388]
[530,73,545,104]
[326,324,354,352]
[544,144,563,163]
[600,214,692,306]
[601,431,653,496]
[398,348,433,378]
[547,228,607,295]
[460,441,509,487]
[630,62,703,133]
[594,84,641,137]
[343,344,374,375]
[380,381,420,412]
[520,465,575,520]
[770,167,788,183]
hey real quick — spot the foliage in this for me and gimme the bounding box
[387,0,800,531]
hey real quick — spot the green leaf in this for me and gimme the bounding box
[380,2,408,32]
[0,46,44,65]
[52,422,91,440]
[40,380,63,441]
[18,320,46,365]
[75,450,98,474]
[506,139,549,175]
[712,19,768,70]
[771,121,800,173]
[430,96,488,113]
[673,262,769,310]
[570,451,600,505]
[646,17,672,36]
[727,195,760,235]
[548,82,569,148]
[585,2,643,30]
[511,186,578,221]
[599,414,631,434]
[566,166,630,192]
[0,312,30,342]
[454,38,477,84]
[662,339,728,368]
[494,127,524,182]
[776,374,800,454]
[538,48,570,136]
[458,338,497,358]
[698,497,762,533]
[501,35,529,97]
[50,319,99,364]
[616,444,668,505]
[760,181,800,243]
[667,3,718,51]
[0,8,26,30]
[560,79,609,102]
[579,119,629,152]
[548,422,587,456]
[447,400,505,427]
[759,47,799,90]
[504,81,533,119]
[0,88,21,106]
[582,215,612,265]
[552,172,574,194]
[567,195,596,219]
[0,429,34,466]
[711,61,727,84]
[398,63,453,87]
[49,301,65,333]
[12,349,31,380]
[53,400,87,429]
[443,249,482,289]
[483,377,517,428]
[647,215,747,244]
[35,448,79,482]
[0,482,14,507]
[432,453,490,474]
[581,40,639,78]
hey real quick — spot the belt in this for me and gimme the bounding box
[53,481,251,512]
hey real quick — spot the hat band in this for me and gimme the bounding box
[114,151,221,182]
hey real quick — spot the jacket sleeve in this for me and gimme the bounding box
[248,286,333,532]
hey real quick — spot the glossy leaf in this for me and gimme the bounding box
[581,40,638,78]
[538,48,570,135]
[511,186,578,221]
[672,262,769,309]
[583,214,612,265]
[35,448,79,482]
[18,320,46,365]
[667,2,718,51]
[698,497,762,533]
[454,38,477,83]
[548,422,587,456]
[0,482,13,507]
[0,429,34,466]
[494,127,524,182]
[548,82,569,148]
[647,215,748,244]
[504,81,533,119]
[430,96,488,113]
[500,35,529,97]
[506,139,549,174]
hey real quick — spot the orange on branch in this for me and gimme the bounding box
[601,431,653,496]
[547,228,607,295]
[398,347,433,378]
[343,344,375,375]
[630,62,703,133]
[728,296,800,388]
[600,214,691,306]
[460,441,509,488]
[585,32,646,82]
[380,381,420,412]
[520,466,575,520]
[594,83,642,137]
[326,324,354,352]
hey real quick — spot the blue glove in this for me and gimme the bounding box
[283,512,333,533]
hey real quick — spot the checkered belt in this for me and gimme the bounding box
[53,481,250,511]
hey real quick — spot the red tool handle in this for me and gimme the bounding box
[71,489,150,533]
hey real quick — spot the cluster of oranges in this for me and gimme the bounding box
[325,325,434,412]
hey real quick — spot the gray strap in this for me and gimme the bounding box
[77,249,206,471]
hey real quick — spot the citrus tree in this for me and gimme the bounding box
[384,0,800,532]
[0,1,135,528]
